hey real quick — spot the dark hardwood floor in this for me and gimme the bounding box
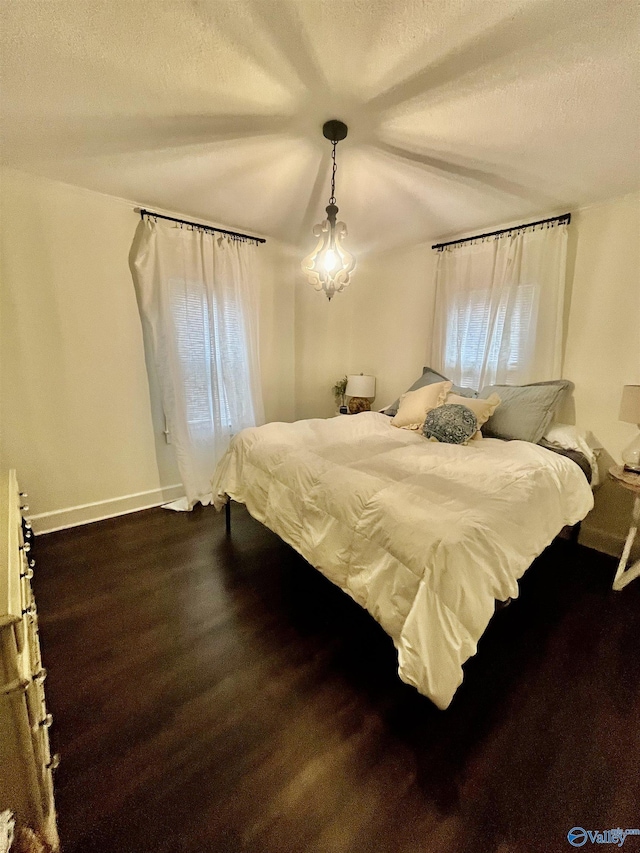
[31,504,640,853]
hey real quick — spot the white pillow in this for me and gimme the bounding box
[391,380,452,430]
[543,423,601,486]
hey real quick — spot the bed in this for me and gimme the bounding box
[211,410,594,709]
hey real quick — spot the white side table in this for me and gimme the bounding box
[609,464,640,591]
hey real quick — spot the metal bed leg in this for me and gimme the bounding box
[225,499,231,535]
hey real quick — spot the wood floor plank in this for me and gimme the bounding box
[30,503,640,853]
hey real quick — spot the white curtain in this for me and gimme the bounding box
[131,217,265,509]
[430,223,568,389]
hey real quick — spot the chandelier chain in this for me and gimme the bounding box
[329,141,337,205]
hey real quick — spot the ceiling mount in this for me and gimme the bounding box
[323,120,348,143]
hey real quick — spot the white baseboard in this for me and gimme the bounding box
[30,484,185,534]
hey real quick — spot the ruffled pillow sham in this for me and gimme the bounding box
[391,380,452,430]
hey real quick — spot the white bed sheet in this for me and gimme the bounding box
[211,412,594,709]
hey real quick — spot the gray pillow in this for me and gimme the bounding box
[385,367,477,416]
[423,404,478,444]
[478,380,573,443]
[451,384,478,399]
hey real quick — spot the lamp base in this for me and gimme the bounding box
[348,397,371,414]
[622,429,640,473]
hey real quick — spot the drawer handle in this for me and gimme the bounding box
[33,668,47,685]
[46,754,61,771]
[40,713,54,729]
[24,529,33,540]
[21,567,34,580]
[20,504,29,512]
[29,558,36,569]
[20,542,31,554]
[22,603,37,617]
[20,492,28,499]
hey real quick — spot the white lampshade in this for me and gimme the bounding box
[346,374,376,398]
[619,385,640,424]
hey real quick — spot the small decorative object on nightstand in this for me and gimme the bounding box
[619,384,640,472]
[346,374,376,414]
[608,464,640,591]
[332,376,348,414]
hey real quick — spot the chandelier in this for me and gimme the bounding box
[301,120,355,301]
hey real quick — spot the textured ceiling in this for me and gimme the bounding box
[1,0,639,253]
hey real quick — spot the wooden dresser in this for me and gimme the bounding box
[0,470,59,850]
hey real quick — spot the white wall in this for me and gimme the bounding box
[0,168,294,530]
[259,244,296,426]
[294,242,437,419]
[563,193,640,555]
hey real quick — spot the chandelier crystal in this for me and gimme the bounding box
[301,120,355,301]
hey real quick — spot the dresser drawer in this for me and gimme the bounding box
[27,610,43,678]
[20,575,35,625]
[25,679,57,817]
[19,549,35,613]
[12,603,41,685]
[14,615,41,682]
[18,550,44,682]
[25,673,48,732]
[0,680,58,845]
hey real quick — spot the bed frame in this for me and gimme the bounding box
[224,496,581,621]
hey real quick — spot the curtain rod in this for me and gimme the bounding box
[138,209,266,244]
[431,212,571,252]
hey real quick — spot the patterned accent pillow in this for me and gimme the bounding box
[422,404,478,445]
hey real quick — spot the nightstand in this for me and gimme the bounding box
[608,464,640,591]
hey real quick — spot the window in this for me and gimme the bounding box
[443,283,537,388]
[170,276,251,436]
[431,225,567,390]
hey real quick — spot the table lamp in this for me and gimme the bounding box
[619,384,640,472]
[346,374,376,414]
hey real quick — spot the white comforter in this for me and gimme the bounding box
[211,412,594,709]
